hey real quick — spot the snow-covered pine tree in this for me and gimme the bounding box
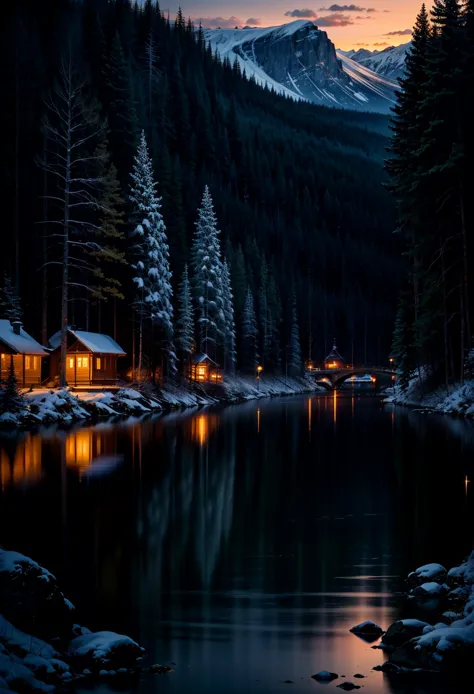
[177,263,195,358]
[222,259,236,372]
[191,185,225,358]
[0,355,24,414]
[242,286,258,373]
[289,300,303,377]
[129,130,175,377]
[258,260,271,368]
[0,274,22,323]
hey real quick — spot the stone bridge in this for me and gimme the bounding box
[307,367,397,390]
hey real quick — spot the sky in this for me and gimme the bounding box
[163,0,430,50]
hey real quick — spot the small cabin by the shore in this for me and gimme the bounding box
[186,353,223,383]
[49,328,126,386]
[324,342,344,370]
[0,319,48,387]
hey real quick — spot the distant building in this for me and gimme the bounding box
[324,342,344,370]
[0,320,48,387]
[186,353,223,383]
[49,327,126,386]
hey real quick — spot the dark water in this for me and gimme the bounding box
[1,392,474,694]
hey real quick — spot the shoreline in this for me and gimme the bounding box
[0,376,323,431]
[384,378,474,419]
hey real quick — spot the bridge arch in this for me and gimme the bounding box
[312,367,397,390]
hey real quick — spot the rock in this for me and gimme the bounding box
[149,664,172,674]
[311,671,338,681]
[0,654,55,693]
[283,680,294,684]
[68,631,144,672]
[0,550,75,641]
[448,552,474,586]
[410,582,448,599]
[408,564,447,587]
[391,623,474,671]
[442,611,462,624]
[382,619,432,646]
[353,673,366,678]
[337,684,360,691]
[350,621,384,640]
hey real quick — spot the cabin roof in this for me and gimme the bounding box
[49,328,126,356]
[191,352,220,366]
[0,319,49,356]
[325,344,343,362]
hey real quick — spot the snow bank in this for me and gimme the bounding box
[68,631,143,670]
[408,563,447,586]
[385,373,474,417]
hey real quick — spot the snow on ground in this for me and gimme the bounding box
[385,372,474,417]
[0,377,322,428]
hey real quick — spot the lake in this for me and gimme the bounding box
[1,391,473,694]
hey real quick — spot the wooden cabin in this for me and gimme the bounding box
[0,319,48,387]
[186,353,223,383]
[48,328,126,386]
[324,342,344,370]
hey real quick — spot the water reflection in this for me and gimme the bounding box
[0,395,473,694]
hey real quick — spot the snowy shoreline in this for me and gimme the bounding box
[0,548,168,693]
[0,376,322,430]
[384,377,474,418]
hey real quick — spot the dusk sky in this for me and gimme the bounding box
[164,0,427,49]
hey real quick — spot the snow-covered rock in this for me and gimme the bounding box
[448,552,474,586]
[68,632,143,671]
[382,619,432,646]
[409,581,448,599]
[0,551,74,640]
[408,563,447,586]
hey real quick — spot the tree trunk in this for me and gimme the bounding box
[41,135,48,346]
[59,63,72,388]
[14,39,20,293]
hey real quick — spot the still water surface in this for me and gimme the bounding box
[1,392,474,694]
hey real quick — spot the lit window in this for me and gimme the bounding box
[25,356,31,370]
[196,364,207,381]
[77,357,89,369]
[96,357,101,370]
[68,357,74,369]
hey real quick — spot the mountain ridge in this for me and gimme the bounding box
[204,20,399,113]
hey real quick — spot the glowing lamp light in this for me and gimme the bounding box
[257,365,263,373]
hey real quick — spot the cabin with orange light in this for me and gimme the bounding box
[48,327,126,386]
[186,353,223,383]
[0,319,48,387]
[324,342,344,370]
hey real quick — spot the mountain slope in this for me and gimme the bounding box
[204,20,398,113]
[342,43,410,81]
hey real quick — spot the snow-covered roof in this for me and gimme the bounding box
[0,319,48,356]
[325,344,344,362]
[49,328,125,356]
[191,352,219,366]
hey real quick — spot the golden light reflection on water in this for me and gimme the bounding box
[0,434,42,488]
[190,414,219,447]
[308,397,312,435]
[333,390,337,425]
[257,408,261,434]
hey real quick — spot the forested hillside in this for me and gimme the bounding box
[0,0,398,376]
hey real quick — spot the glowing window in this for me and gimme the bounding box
[68,357,74,369]
[196,364,207,381]
[77,357,89,369]
[96,357,101,370]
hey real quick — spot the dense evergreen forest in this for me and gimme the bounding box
[0,0,399,382]
[389,0,474,390]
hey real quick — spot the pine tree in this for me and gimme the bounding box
[0,274,22,323]
[392,289,416,390]
[129,131,175,376]
[89,146,126,302]
[289,300,303,377]
[176,263,195,357]
[191,186,225,358]
[0,355,24,414]
[242,287,258,373]
[103,32,138,180]
[222,259,237,372]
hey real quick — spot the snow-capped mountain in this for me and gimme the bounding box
[203,20,398,113]
[340,43,410,82]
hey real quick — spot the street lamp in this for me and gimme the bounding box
[256,364,263,389]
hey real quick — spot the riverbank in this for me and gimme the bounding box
[0,548,166,693]
[385,375,474,417]
[0,376,321,428]
[354,551,474,676]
